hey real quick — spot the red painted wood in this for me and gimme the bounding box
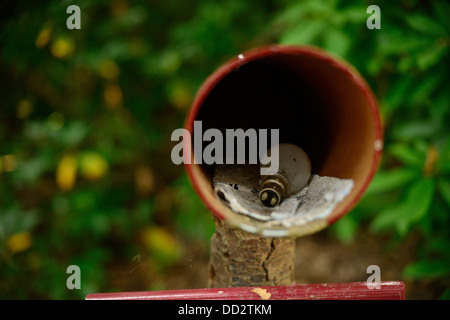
[86,281,405,300]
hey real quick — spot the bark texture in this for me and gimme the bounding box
[208,218,295,288]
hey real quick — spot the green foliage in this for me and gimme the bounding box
[0,0,449,299]
[298,0,450,296]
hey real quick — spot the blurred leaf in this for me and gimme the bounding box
[116,6,147,28]
[405,14,447,37]
[438,179,450,208]
[344,7,366,23]
[397,55,414,73]
[14,155,51,185]
[324,28,351,57]
[159,51,182,75]
[59,121,89,146]
[275,0,334,26]
[388,143,425,167]
[392,121,437,140]
[383,78,413,113]
[408,71,445,104]
[102,39,131,59]
[378,33,429,55]
[396,178,435,235]
[417,45,448,70]
[357,191,400,211]
[371,179,435,235]
[370,201,408,234]
[172,175,215,243]
[279,21,325,45]
[366,168,417,194]
[273,2,307,26]
[332,214,357,244]
[433,1,450,31]
[404,259,450,279]
[437,139,450,173]
[428,236,450,255]
[133,199,155,224]
[440,289,450,300]
[0,207,38,242]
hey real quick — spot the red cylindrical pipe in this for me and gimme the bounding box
[184,45,382,237]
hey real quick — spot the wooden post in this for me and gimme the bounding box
[208,217,295,288]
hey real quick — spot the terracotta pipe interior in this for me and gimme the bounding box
[185,46,381,236]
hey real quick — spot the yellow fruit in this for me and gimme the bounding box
[168,82,192,111]
[16,99,33,119]
[99,60,120,81]
[111,0,129,17]
[7,231,32,254]
[47,112,65,131]
[104,84,123,108]
[79,152,109,181]
[35,27,52,48]
[1,154,16,172]
[50,37,74,59]
[424,145,438,176]
[141,226,181,261]
[134,165,155,196]
[56,154,78,191]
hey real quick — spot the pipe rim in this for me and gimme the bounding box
[184,44,383,237]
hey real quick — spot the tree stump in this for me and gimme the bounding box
[208,217,295,288]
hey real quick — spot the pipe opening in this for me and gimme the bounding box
[186,47,381,236]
